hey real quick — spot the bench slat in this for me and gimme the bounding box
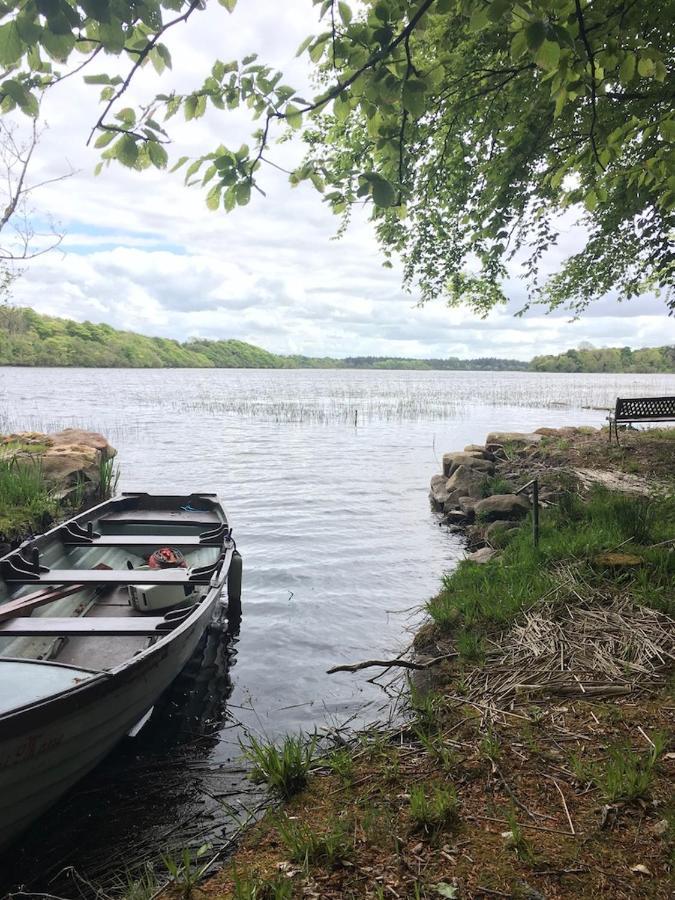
[0,567,215,585]
[62,534,222,547]
[0,616,173,636]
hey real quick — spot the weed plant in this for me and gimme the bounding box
[98,453,120,499]
[276,813,352,867]
[0,456,56,537]
[571,733,666,802]
[231,867,293,900]
[478,475,514,498]
[243,733,317,799]
[409,784,460,837]
[161,844,211,899]
[324,747,354,783]
[504,808,535,863]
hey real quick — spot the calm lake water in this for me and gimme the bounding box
[0,367,672,892]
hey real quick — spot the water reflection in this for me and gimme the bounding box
[1,603,252,897]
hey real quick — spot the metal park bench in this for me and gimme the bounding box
[608,396,675,443]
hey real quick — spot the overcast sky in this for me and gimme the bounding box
[6,0,675,361]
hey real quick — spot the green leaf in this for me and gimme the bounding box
[469,6,489,30]
[218,0,237,11]
[94,129,115,148]
[206,183,221,210]
[83,73,112,85]
[285,102,302,129]
[637,56,655,78]
[170,154,189,172]
[2,79,38,116]
[98,22,125,53]
[371,175,397,207]
[510,29,527,61]
[525,21,546,51]
[584,190,598,211]
[535,40,559,70]
[619,51,636,85]
[487,0,510,19]
[338,1,352,24]
[148,141,168,169]
[116,134,138,167]
[236,181,251,205]
[309,37,328,63]
[295,35,313,57]
[402,79,426,117]
[0,21,25,67]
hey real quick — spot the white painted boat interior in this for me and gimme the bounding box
[0,497,227,695]
[0,659,96,714]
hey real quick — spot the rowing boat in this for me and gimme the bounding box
[0,492,242,851]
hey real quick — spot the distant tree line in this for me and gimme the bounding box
[531,345,675,373]
[0,307,672,373]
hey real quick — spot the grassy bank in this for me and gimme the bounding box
[0,452,58,540]
[128,428,674,900]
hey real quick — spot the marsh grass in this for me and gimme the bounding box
[504,808,535,863]
[98,453,120,499]
[409,784,460,837]
[324,747,354,783]
[242,733,317,799]
[571,733,667,802]
[275,813,352,868]
[0,455,56,537]
[161,844,211,899]
[231,868,293,900]
[428,487,675,631]
[478,475,515,498]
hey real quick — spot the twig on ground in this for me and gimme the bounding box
[327,652,458,674]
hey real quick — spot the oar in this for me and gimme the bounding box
[0,564,112,623]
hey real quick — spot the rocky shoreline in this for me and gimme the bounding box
[0,428,117,549]
[429,426,605,563]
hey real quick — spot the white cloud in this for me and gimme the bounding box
[5,0,674,360]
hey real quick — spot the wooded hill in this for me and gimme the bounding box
[0,307,672,373]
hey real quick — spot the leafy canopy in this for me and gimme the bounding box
[0,0,672,314]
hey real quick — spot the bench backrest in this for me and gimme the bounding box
[615,396,675,422]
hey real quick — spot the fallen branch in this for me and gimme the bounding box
[327,652,458,675]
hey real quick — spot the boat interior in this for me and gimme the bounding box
[0,494,230,716]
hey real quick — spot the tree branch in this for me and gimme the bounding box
[574,0,603,169]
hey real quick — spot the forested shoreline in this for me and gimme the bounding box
[0,307,673,373]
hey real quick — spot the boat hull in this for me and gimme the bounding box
[0,592,219,850]
[0,492,236,852]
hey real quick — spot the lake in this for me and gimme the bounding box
[0,367,672,891]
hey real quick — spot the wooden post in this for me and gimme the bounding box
[532,478,539,547]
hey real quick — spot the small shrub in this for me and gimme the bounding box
[242,733,316,799]
[276,814,352,868]
[409,784,460,836]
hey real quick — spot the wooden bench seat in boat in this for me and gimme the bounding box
[0,616,180,636]
[60,533,225,547]
[0,562,220,585]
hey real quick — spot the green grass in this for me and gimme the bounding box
[242,733,317,799]
[0,456,57,538]
[231,867,293,900]
[98,453,120,499]
[161,844,211,899]
[275,813,352,868]
[478,474,515,498]
[324,747,354,783]
[408,784,460,837]
[427,487,675,630]
[571,734,667,802]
